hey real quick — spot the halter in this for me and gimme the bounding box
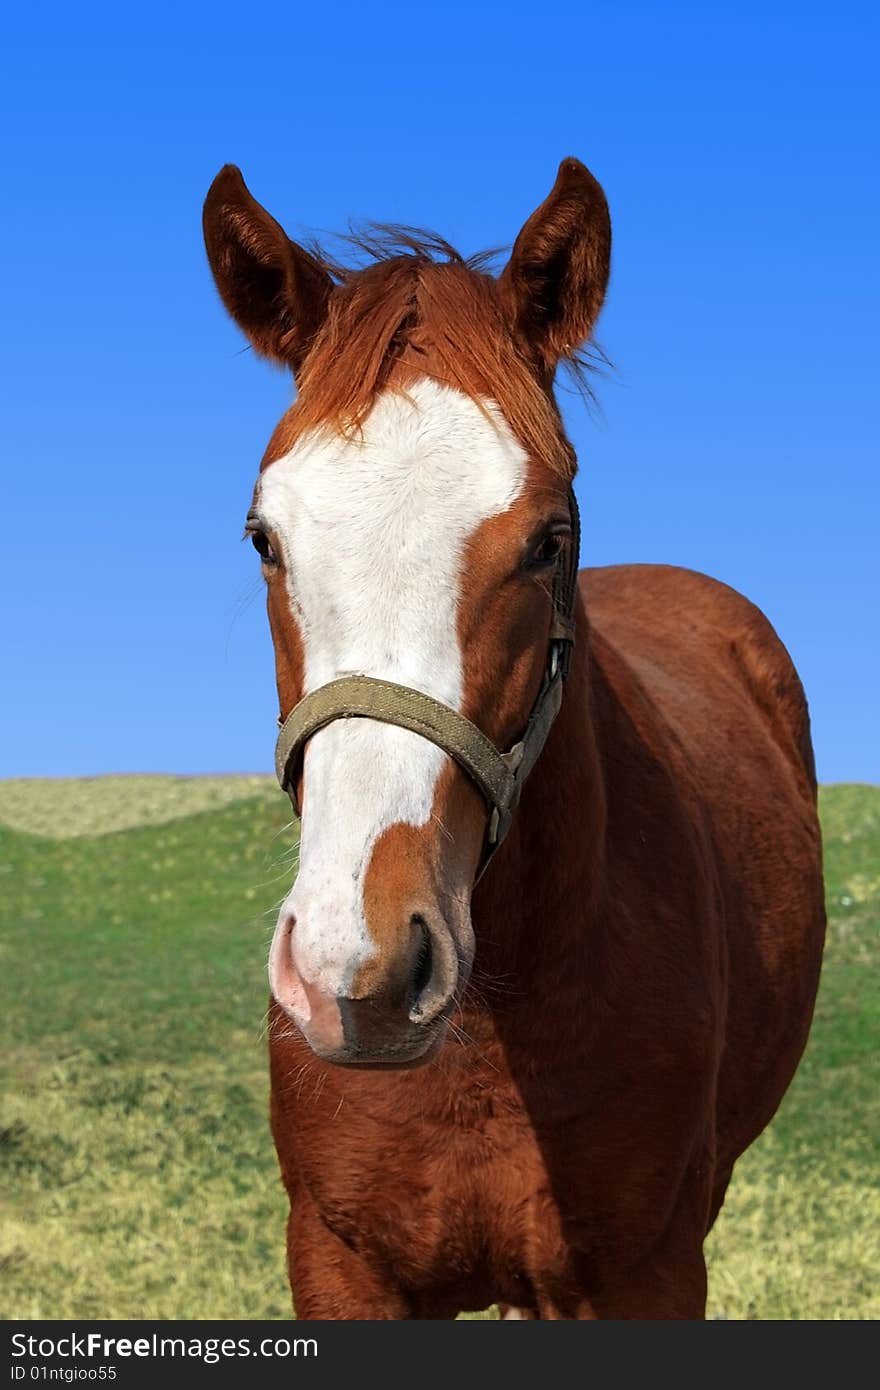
[274,488,580,881]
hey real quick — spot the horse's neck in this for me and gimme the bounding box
[471,609,607,1006]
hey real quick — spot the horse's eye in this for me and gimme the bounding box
[251,530,278,566]
[527,531,565,570]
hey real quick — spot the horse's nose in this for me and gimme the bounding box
[270,909,459,1065]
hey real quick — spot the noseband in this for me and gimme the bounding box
[275,489,580,880]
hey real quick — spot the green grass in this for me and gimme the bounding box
[1,778,877,1319]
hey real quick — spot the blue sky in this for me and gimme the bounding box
[1,2,877,782]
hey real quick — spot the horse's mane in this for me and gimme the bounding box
[269,223,605,476]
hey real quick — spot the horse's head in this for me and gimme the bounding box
[203,160,610,1065]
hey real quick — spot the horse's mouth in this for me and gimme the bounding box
[271,989,453,1069]
[303,1002,453,1070]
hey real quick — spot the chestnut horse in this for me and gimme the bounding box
[203,158,825,1319]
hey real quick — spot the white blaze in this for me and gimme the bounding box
[260,379,527,996]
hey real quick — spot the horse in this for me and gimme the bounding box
[202,157,826,1319]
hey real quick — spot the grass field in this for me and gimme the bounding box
[1,776,878,1319]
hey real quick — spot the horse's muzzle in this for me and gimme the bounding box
[269,911,460,1066]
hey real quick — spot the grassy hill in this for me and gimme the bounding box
[1,777,877,1319]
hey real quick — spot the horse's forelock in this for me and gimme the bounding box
[260,234,588,475]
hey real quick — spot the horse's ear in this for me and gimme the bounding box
[500,157,611,373]
[202,165,333,374]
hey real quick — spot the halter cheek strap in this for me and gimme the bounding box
[274,487,580,880]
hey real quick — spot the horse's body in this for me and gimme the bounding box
[203,157,825,1317]
[268,562,824,1318]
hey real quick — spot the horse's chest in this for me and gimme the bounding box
[300,1081,567,1302]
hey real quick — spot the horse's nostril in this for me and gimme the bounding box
[410,916,433,1002]
[269,913,311,1023]
[408,913,457,1025]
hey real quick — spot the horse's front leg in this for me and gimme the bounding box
[588,1236,708,1320]
[286,1193,412,1320]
